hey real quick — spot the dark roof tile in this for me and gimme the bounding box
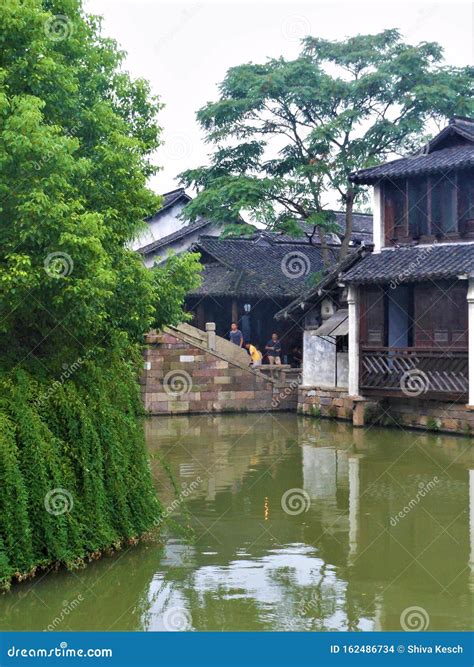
[343,243,474,284]
[350,117,474,184]
[188,236,340,299]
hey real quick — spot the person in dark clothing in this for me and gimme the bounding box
[291,345,302,368]
[229,322,243,347]
[265,333,282,366]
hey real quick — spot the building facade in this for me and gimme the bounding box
[290,117,474,434]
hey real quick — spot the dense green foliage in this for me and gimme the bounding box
[180,30,473,261]
[0,0,201,587]
[0,356,159,589]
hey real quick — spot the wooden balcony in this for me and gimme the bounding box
[360,347,468,400]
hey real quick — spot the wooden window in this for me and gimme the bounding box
[383,180,406,244]
[360,286,385,347]
[430,174,457,237]
[408,177,428,238]
[414,282,468,349]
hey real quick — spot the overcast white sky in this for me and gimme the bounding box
[84,0,473,196]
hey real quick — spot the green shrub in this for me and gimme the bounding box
[0,356,161,590]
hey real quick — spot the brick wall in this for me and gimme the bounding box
[141,331,298,415]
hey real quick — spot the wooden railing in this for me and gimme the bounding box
[360,347,468,398]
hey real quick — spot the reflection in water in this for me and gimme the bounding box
[0,414,472,632]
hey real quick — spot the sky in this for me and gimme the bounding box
[84,0,473,197]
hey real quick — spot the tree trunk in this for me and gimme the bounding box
[318,226,330,267]
[340,191,355,260]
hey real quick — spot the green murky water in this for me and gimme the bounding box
[1,414,473,632]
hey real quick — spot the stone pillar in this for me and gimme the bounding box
[348,285,360,397]
[206,321,216,351]
[373,184,383,253]
[468,278,474,407]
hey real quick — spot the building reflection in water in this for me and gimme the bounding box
[142,415,473,632]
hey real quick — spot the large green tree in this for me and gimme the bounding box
[180,30,473,262]
[0,0,201,587]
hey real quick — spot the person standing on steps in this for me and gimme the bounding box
[245,342,262,367]
[229,322,243,347]
[265,333,282,373]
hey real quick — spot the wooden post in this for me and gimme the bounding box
[373,184,383,253]
[348,285,360,397]
[196,303,205,330]
[231,299,238,325]
[468,278,474,407]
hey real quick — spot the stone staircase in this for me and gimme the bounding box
[141,322,300,415]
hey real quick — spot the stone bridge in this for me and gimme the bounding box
[141,323,300,415]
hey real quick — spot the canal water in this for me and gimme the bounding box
[1,414,472,632]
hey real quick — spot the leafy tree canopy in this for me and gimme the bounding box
[180,29,473,261]
[0,0,200,371]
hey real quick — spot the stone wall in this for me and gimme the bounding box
[365,397,474,436]
[141,329,298,415]
[298,385,474,437]
[298,386,355,421]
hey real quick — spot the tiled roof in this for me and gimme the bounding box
[187,236,340,298]
[275,212,373,244]
[349,145,474,184]
[343,243,474,285]
[138,218,213,255]
[143,188,191,225]
[350,117,474,184]
[275,245,369,319]
[160,188,190,209]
